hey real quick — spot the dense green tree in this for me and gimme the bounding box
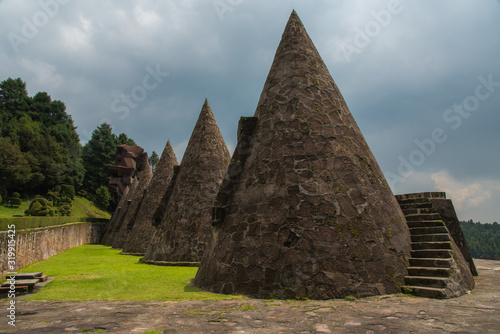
[0,137,32,195]
[81,123,136,200]
[0,77,84,195]
[116,133,136,146]
[149,151,159,173]
[95,185,111,210]
[82,123,117,197]
[460,220,500,260]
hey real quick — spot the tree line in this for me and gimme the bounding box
[0,77,138,211]
[460,220,500,260]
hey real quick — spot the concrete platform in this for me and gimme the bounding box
[1,259,499,333]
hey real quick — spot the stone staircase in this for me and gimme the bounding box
[396,195,457,298]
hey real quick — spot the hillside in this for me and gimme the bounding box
[0,196,110,219]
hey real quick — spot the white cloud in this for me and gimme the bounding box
[431,170,500,211]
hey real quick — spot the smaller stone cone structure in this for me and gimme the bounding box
[101,183,132,245]
[141,99,230,264]
[193,11,412,300]
[101,179,137,246]
[102,145,149,246]
[122,140,179,255]
[111,159,153,249]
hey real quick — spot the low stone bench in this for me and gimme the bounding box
[0,285,29,294]
[1,279,40,291]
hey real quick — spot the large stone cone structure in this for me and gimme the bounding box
[193,11,412,300]
[111,159,153,249]
[141,99,230,264]
[122,140,179,255]
[102,145,149,246]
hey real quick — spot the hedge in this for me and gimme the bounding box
[0,217,108,231]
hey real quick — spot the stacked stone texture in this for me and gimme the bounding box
[429,195,478,276]
[193,11,412,300]
[142,100,230,263]
[108,145,148,205]
[122,140,179,255]
[101,145,148,246]
[111,159,153,249]
[101,178,138,246]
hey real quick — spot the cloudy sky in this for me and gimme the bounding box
[1,0,499,223]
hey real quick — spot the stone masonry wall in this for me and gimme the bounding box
[0,223,104,278]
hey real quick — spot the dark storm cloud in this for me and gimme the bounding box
[1,0,499,222]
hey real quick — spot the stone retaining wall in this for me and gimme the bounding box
[0,222,104,278]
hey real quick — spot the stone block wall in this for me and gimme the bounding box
[0,222,104,278]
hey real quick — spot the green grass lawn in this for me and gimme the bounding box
[0,199,31,217]
[16,245,243,301]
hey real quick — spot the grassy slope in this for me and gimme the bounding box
[18,245,243,301]
[71,196,111,219]
[0,196,111,219]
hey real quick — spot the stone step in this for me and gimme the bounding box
[409,258,452,268]
[411,242,452,250]
[0,285,29,294]
[404,276,449,288]
[399,202,434,210]
[402,208,438,216]
[396,198,432,205]
[407,267,451,278]
[410,249,452,259]
[405,213,442,222]
[401,286,448,299]
[7,272,43,280]
[1,279,39,291]
[410,226,449,235]
[407,220,445,228]
[411,234,451,243]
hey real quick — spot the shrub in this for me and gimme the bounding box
[6,197,22,208]
[95,186,111,211]
[12,192,20,198]
[61,185,76,199]
[0,194,2,204]
[37,209,49,217]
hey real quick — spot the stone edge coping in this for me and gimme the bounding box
[139,258,200,267]
[396,192,447,200]
[0,221,104,235]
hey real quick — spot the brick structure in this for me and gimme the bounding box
[193,11,412,299]
[122,140,179,255]
[141,99,230,264]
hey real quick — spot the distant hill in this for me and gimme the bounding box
[460,220,500,260]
